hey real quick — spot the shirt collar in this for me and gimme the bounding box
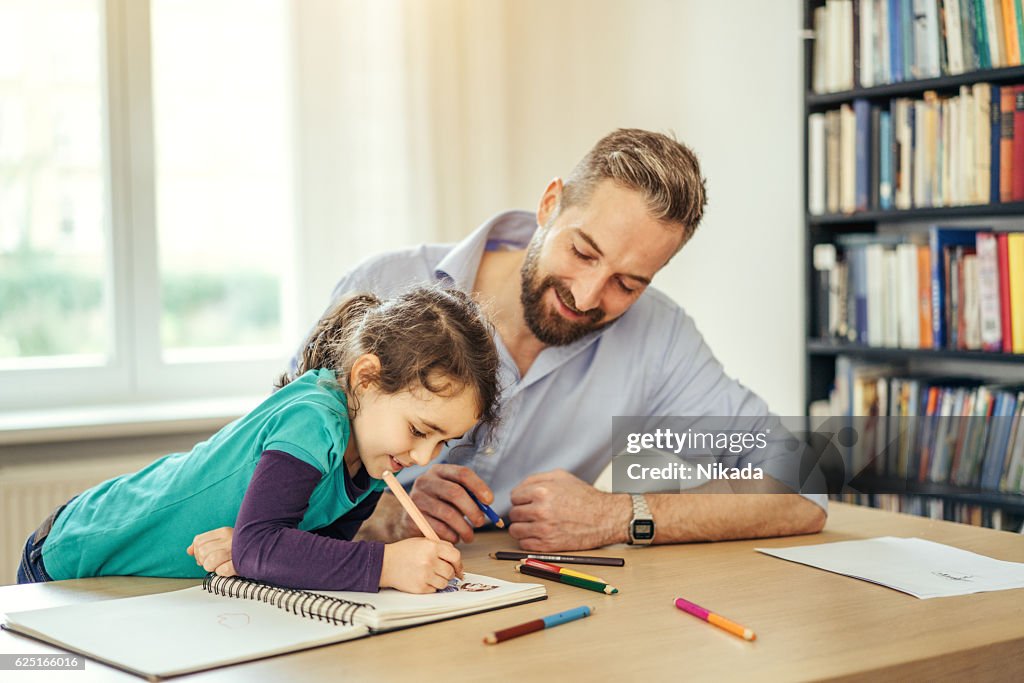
[434,210,537,291]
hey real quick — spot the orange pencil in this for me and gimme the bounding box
[381,470,440,541]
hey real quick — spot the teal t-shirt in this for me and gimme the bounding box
[43,369,385,580]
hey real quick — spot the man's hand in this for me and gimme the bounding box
[400,464,493,543]
[186,527,237,577]
[380,538,463,593]
[508,469,631,551]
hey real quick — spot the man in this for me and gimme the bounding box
[192,129,825,571]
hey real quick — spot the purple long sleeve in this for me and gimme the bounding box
[232,450,385,592]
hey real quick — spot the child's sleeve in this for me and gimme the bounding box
[312,490,382,540]
[232,450,385,592]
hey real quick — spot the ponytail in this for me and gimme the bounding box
[275,293,381,389]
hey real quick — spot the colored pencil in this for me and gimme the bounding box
[483,606,595,644]
[381,470,440,541]
[674,597,756,641]
[490,551,625,567]
[523,558,608,584]
[465,489,505,528]
[514,563,618,594]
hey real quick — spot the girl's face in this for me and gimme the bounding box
[347,371,481,479]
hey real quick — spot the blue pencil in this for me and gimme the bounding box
[466,489,504,528]
[484,606,594,644]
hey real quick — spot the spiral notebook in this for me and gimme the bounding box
[3,572,545,680]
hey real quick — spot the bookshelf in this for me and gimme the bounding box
[802,0,1024,531]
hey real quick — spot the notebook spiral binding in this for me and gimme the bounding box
[202,573,376,626]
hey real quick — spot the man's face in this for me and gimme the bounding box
[519,179,683,346]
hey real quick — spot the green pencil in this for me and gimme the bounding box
[515,563,618,594]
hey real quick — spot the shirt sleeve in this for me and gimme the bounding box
[232,450,385,591]
[646,305,828,511]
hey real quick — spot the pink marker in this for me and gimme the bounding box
[674,597,756,641]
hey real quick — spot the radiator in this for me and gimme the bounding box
[0,455,157,586]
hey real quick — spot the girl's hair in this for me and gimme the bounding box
[278,286,501,429]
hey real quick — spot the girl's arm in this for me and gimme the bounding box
[231,450,385,591]
[312,490,381,540]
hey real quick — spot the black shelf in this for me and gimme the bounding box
[807,340,1024,364]
[809,202,1024,226]
[807,65,1024,108]
[850,477,1024,513]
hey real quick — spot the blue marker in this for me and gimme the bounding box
[466,489,505,528]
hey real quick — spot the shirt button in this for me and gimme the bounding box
[483,447,496,456]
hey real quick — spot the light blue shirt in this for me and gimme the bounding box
[310,211,826,513]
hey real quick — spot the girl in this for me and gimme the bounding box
[17,287,500,594]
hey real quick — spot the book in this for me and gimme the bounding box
[3,573,546,680]
[976,232,1003,350]
[1009,232,1024,353]
[929,227,984,348]
[1014,86,1024,200]
[1000,85,1015,203]
[809,113,826,215]
[998,232,1014,352]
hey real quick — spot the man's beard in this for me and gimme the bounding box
[519,237,609,346]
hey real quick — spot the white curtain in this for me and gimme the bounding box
[290,0,511,327]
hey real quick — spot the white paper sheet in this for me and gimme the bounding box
[756,536,1024,599]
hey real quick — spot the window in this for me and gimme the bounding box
[0,0,296,411]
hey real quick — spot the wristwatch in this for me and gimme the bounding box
[628,494,655,545]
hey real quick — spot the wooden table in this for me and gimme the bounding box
[2,503,1023,682]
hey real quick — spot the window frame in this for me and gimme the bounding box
[0,0,296,413]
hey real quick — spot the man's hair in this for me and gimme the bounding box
[561,128,708,246]
[278,286,501,429]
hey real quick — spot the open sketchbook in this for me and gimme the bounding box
[756,536,1024,599]
[3,572,545,680]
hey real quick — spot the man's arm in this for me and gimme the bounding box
[506,469,825,552]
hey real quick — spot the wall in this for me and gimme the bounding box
[499,0,805,414]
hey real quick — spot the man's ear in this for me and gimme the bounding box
[349,353,382,394]
[536,178,564,227]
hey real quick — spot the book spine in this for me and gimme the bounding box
[918,244,934,347]
[903,0,917,78]
[1014,86,1024,201]
[809,113,827,215]
[891,0,905,81]
[1003,0,1021,62]
[975,0,992,69]
[963,0,980,69]
[1008,233,1024,353]
[991,85,1001,204]
[998,232,1014,352]
[1001,86,1015,202]
[880,109,894,208]
[870,105,882,209]
[946,0,967,74]
[976,232,1003,351]
[1017,0,1024,65]
[855,99,871,212]
[985,0,1004,66]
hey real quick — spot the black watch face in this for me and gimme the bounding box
[632,520,655,540]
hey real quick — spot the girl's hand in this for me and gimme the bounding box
[379,538,463,593]
[186,527,238,577]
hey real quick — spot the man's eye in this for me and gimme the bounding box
[617,278,637,294]
[571,245,594,261]
[410,426,426,438]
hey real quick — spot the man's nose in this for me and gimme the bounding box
[571,276,603,313]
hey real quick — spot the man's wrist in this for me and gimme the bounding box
[603,493,634,545]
